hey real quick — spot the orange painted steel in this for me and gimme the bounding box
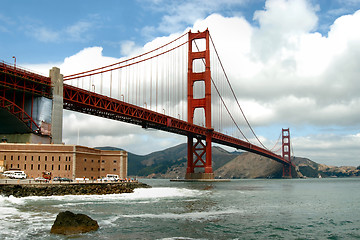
[0,29,294,173]
[0,61,52,98]
[0,66,293,167]
[282,128,292,177]
[187,30,213,175]
[0,61,50,134]
[63,83,292,167]
[0,96,40,132]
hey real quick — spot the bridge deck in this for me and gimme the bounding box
[63,84,291,166]
[0,61,291,167]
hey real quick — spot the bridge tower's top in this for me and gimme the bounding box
[187,29,211,128]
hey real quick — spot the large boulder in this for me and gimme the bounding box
[50,211,99,235]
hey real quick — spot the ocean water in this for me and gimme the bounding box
[0,178,360,240]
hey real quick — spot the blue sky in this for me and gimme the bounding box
[1,0,360,166]
[1,0,359,64]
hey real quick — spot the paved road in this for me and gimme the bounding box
[0,179,70,184]
[0,179,130,184]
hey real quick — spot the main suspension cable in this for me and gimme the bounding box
[193,40,249,142]
[209,33,268,150]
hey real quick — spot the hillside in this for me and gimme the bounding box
[97,144,360,179]
[293,157,360,178]
[214,152,285,179]
[97,143,239,177]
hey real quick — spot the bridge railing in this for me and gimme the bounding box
[0,60,50,84]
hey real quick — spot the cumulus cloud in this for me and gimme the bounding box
[27,0,360,165]
[62,111,185,154]
[120,41,143,56]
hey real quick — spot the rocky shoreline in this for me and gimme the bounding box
[0,182,151,198]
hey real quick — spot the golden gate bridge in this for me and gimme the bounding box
[0,29,294,179]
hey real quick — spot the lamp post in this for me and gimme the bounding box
[12,56,16,68]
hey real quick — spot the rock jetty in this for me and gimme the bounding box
[51,211,99,235]
[0,182,150,197]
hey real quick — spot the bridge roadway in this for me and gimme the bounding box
[0,61,291,166]
[64,84,291,166]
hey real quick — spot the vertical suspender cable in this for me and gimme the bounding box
[110,70,112,98]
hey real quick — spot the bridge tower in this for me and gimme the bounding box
[282,128,292,178]
[186,30,214,180]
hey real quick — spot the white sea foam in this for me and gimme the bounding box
[0,187,204,204]
[121,187,204,200]
[0,195,28,205]
[0,196,56,240]
[0,187,205,212]
[118,208,244,221]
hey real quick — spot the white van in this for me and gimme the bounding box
[98,174,119,182]
[106,174,119,181]
[2,171,27,179]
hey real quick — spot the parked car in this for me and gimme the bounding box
[35,177,48,182]
[53,177,72,182]
[60,177,72,182]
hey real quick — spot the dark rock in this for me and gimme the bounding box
[0,182,151,197]
[50,211,99,235]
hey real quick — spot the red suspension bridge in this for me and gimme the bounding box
[0,30,293,178]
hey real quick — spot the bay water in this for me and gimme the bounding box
[1,178,359,239]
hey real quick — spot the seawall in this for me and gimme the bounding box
[0,182,151,197]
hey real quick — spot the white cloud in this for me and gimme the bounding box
[120,41,143,56]
[24,18,96,43]
[31,27,60,43]
[65,21,93,42]
[252,0,318,62]
[294,133,360,166]
[141,0,249,35]
[27,0,360,166]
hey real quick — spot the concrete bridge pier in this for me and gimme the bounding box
[50,67,63,144]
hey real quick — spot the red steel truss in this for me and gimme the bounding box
[0,61,52,98]
[63,84,292,167]
[0,96,40,132]
[0,61,51,135]
[0,60,293,168]
[0,35,294,174]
